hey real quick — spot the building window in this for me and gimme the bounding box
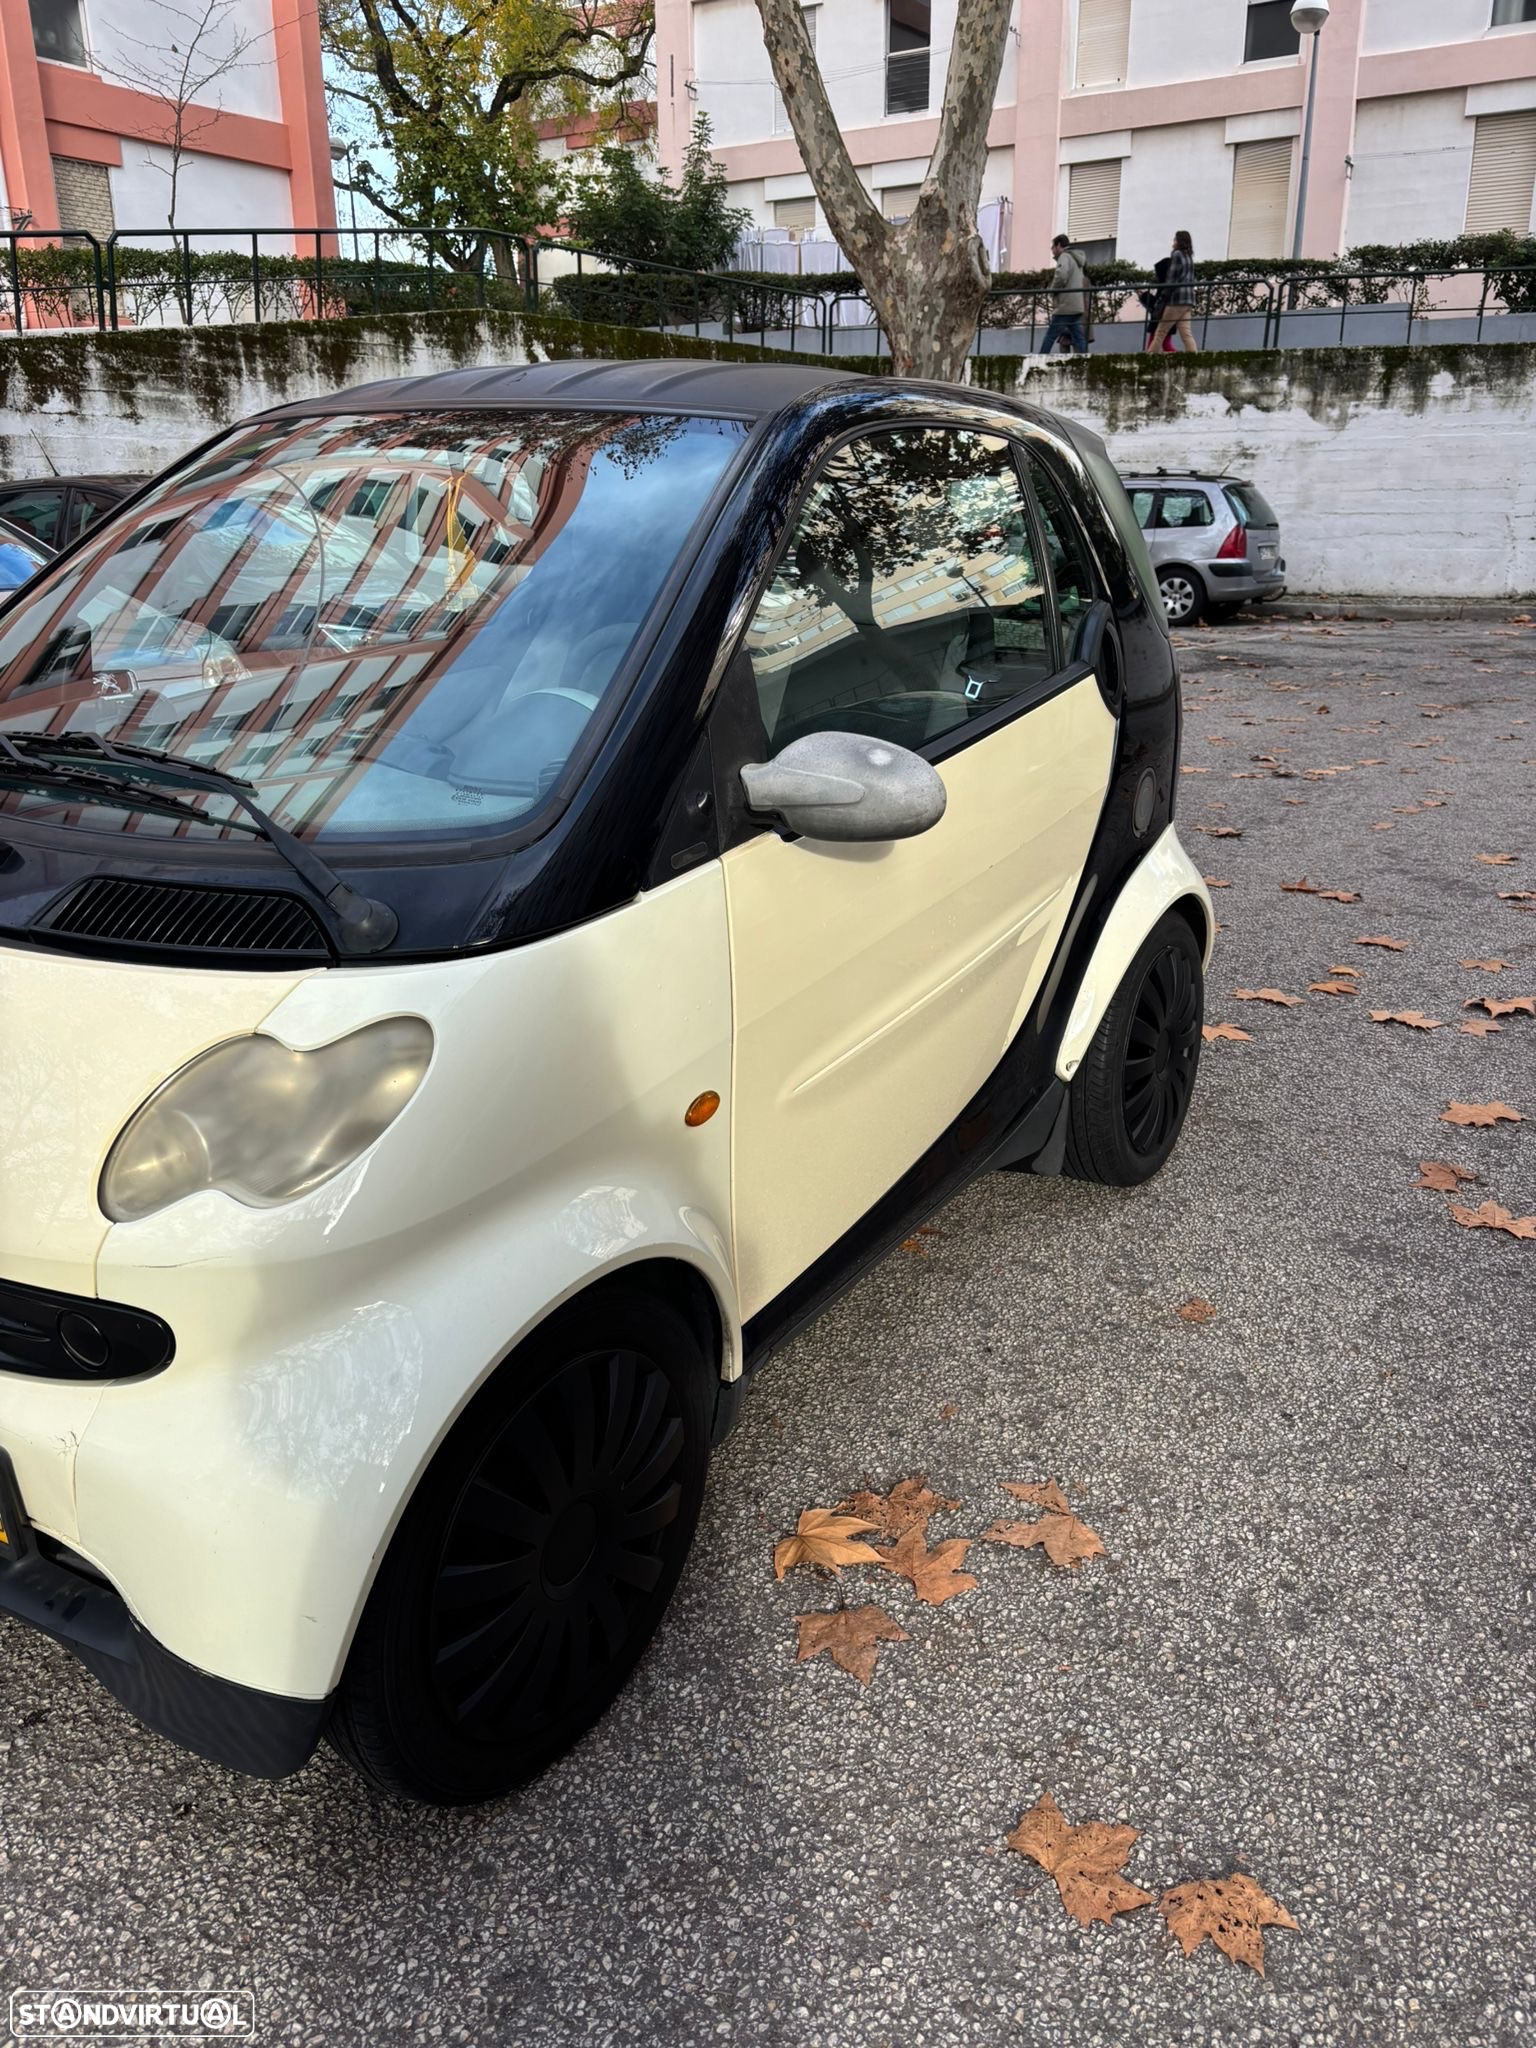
[1244,0,1300,63]
[886,0,931,116]
[1075,0,1131,90]
[772,6,818,136]
[1067,159,1122,263]
[773,196,816,236]
[1465,109,1536,231]
[1492,0,1536,22]
[880,183,923,221]
[1228,136,1294,257]
[30,0,88,65]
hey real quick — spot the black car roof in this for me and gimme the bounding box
[264,357,871,422]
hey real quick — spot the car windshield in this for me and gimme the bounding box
[0,532,46,591]
[0,408,746,846]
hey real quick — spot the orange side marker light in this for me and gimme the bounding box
[685,1091,721,1127]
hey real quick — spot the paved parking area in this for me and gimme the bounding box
[2,619,1533,2048]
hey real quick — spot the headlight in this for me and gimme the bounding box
[100,1017,434,1222]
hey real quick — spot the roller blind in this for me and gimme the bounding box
[1228,136,1293,258]
[1068,159,1122,244]
[1465,109,1536,234]
[1075,0,1131,89]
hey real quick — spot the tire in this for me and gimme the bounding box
[1158,567,1206,626]
[329,1285,713,1805]
[1064,911,1204,1187]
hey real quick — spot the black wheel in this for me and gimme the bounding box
[1064,911,1204,1186]
[1158,567,1206,626]
[329,1286,712,1804]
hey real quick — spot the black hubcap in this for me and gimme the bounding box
[1122,944,1200,1156]
[428,1350,685,1739]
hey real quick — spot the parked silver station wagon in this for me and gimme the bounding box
[1125,472,1286,625]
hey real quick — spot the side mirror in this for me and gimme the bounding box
[739,730,947,843]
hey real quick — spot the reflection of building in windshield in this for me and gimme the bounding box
[0,410,635,842]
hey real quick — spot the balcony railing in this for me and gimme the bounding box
[885,46,930,115]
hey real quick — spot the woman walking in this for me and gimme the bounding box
[1148,232,1199,353]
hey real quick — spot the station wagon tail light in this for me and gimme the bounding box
[99,1018,434,1223]
[1216,522,1248,561]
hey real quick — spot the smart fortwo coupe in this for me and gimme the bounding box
[0,362,1211,1804]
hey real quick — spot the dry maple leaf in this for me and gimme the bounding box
[773,1509,884,1581]
[874,1525,978,1606]
[1280,878,1319,894]
[1204,877,1232,889]
[1461,959,1510,972]
[1440,1101,1524,1128]
[1309,980,1358,996]
[1202,1023,1252,1043]
[1414,1160,1477,1192]
[1476,853,1517,866]
[1158,1875,1299,1978]
[837,1474,958,1542]
[1001,1478,1073,1514]
[1006,1793,1153,1929]
[795,1605,909,1685]
[1328,965,1360,977]
[1318,890,1362,903]
[1370,1009,1443,1031]
[1176,1297,1217,1322]
[1356,935,1409,950]
[1464,995,1536,1019]
[1449,1201,1536,1241]
[1234,988,1302,1007]
[984,1511,1106,1571]
[1461,1019,1502,1038]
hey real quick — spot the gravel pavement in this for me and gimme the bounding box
[2,619,1534,2048]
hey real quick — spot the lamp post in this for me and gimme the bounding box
[1289,1,1331,261]
[329,137,362,261]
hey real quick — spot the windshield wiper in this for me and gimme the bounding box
[0,731,398,956]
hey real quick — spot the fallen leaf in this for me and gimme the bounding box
[1440,1101,1524,1128]
[1477,854,1517,866]
[1498,890,1536,903]
[1176,1298,1217,1322]
[1158,1874,1299,1977]
[1356,936,1409,950]
[837,1474,958,1542]
[938,1401,959,1421]
[1414,1160,1477,1191]
[773,1509,884,1581]
[1001,1479,1073,1514]
[795,1605,909,1685]
[1370,1009,1443,1030]
[1234,988,1302,1007]
[984,1511,1106,1571]
[1461,1019,1502,1038]
[875,1525,978,1605]
[1202,1023,1251,1043]
[1327,965,1360,977]
[1201,825,1243,838]
[1179,764,1210,776]
[1309,980,1358,996]
[1318,890,1362,903]
[1204,877,1232,889]
[1449,1200,1536,1241]
[1464,995,1535,1019]
[1461,959,1510,972]
[1006,1793,1154,1929]
[1280,878,1319,893]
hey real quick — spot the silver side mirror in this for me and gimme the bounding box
[739,731,947,843]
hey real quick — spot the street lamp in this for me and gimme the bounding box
[1290,1,1330,261]
[329,137,362,262]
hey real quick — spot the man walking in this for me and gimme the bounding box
[1042,235,1089,356]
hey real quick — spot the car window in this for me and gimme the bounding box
[66,487,121,541]
[745,427,1053,756]
[1129,489,1156,529]
[0,538,46,591]
[0,487,66,549]
[1026,453,1099,650]
[1226,483,1278,528]
[1155,491,1215,531]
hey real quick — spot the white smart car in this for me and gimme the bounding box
[0,362,1211,1803]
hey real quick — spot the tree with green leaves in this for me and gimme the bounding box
[564,117,749,271]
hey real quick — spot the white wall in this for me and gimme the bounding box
[1116,119,1236,266]
[1344,91,1475,245]
[83,0,282,121]
[108,146,293,240]
[1362,0,1505,55]
[1124,0,1280,88]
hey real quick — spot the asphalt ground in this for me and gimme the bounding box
[2,618,1533,2048]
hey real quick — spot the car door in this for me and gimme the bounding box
[717,423,1118,1322]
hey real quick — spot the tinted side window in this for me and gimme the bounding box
[0,486,65,548]
[746,428,1053,756]
[1027,452,1100,648]
[67,487,121,540]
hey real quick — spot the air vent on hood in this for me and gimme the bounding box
[43,875,331,959]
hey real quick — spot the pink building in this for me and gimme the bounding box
[655,0,1536,268]
[0,0,335,245]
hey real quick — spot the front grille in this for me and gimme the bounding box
[43,875,331,959]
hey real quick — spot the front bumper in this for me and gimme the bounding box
[0,1450,327,1778]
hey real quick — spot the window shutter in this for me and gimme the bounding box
[1068,159,1122,244]
[1075,0,1131,89]
[1465,110,1536,234]
[1228,137,1293,258]
[880,183,923,221]
[772,196,815,233]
